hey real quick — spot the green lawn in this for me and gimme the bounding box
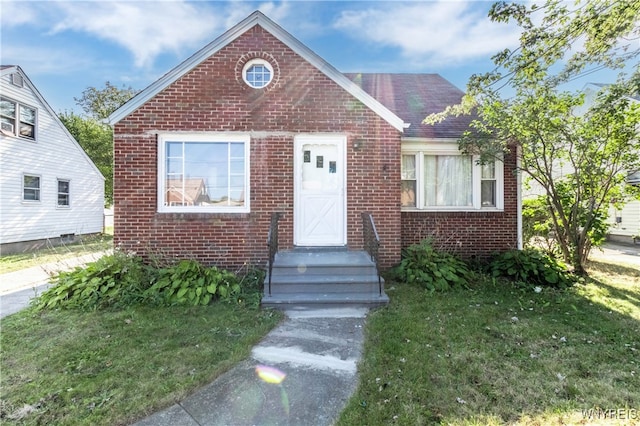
[1,250,637,425]
[0,234,113,274]
[337,259,639,425]
[0,304,283,425]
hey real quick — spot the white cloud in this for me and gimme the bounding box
[333,2,522,66]
[50,1,225,68]
[1,43,95,75]
[0,1,40,28]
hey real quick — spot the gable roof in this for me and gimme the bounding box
[0,65,104,180]
[107,11,407,132]
[345,73,477,139]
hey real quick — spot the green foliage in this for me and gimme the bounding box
[36,252,150,311]
[59,111,114,205]
[488,249,577,288]
[522,196,554,249]
[393,240,471,291]
[145,260,240,306]
[426,0,640,275]
[74,81,138,120]
[36,255,259,311]
[234,265,267,308]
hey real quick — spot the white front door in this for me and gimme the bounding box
[294,135,346,246]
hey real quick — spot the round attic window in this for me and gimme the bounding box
[242,59,273,89]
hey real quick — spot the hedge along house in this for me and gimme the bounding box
[107,11,521,307]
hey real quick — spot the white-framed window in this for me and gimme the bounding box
[157,133,250,213]
[401,141,503,211]
[57,179,70,207]
[23,174,41,202]
[242,59,273,88]
[0,97,36,140]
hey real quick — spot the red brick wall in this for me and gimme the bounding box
[113,26,402,270]
[400,147,520,260]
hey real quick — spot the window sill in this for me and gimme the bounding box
[157,209,250,215]
[401,207,504,213]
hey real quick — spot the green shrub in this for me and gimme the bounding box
[393,240,471,291]
[36,255,253,311]
[487,249,577,288]
[233,265,267,308]
[36,251,151,311]
[144,259,240,306]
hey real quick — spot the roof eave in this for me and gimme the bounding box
[107,11,406,132]
[3,66,105,181]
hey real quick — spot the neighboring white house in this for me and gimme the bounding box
[0,65,105,254]
[582,83,640,244]
[522,83,639,245]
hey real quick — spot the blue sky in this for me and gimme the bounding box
[0,0,627,115]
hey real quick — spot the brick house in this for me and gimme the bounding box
[107,12,521,299]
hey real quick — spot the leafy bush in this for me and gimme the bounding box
[393,240,471,291]
[233,265,267,308]
[144,259,240,306]
[487,249,577,288]
[36,255,255,311]
[36,251,151,311]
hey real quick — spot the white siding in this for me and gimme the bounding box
[608,200,640,238]
[0,68,104,245]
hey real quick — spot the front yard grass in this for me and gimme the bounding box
[0,233,113,274]
[0,304,282,425]
[338,258,640,425]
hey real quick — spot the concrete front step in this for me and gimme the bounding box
[266,275,382,294]
[261,291,390,309]
[262,248,389,309]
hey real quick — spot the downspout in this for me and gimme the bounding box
[516,144,523,250]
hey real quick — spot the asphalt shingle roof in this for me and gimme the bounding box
[345,73,477,139]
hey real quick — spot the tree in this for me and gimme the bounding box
[75,81,137,121]
[59,82,138,206]
[426,0,640,275]
[59,111,114,206]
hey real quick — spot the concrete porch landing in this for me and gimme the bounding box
[261,248,389,309]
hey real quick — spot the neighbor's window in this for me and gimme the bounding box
[0,97,36,140]
[242,59,273,88]
[23,174,40,201]
[158,133,250,213]
[401,143,503,210]
[57,179,70,207]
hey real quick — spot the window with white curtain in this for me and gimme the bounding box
[401,142,503,211]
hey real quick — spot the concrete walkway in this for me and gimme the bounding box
[134,307,368,426]
[0,251,109,318]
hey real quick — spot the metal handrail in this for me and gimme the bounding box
[361,212,382,295]
[266,212,282,296]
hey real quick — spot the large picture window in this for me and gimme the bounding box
[402,142,503,210]
[158,133,250,213]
